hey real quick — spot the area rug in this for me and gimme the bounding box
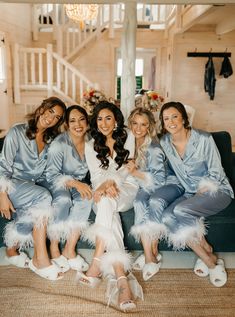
[0,266,234,317]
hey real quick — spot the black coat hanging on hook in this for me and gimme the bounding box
[204,56,216,100]
[219,56,233,78]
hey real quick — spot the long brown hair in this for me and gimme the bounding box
[159,101,190,136]
[26,96,66,143]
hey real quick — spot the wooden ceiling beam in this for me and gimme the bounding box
[2,0,235,4]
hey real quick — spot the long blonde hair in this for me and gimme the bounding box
[128,107,157,169]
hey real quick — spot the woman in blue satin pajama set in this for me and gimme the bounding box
[159,101,233,287]
[0,97,66,280]
[127,107,183,281]
[46,105,92,273]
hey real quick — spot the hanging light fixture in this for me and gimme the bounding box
[64,4,99,29]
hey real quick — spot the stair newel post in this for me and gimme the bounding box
[47,44,53,97]
[52,4,57,41]
[109,5,114,39]
[102,4,105,25]
[79,80,84,105]
[97,6,101,29]
[56,25,63,56]
[32,4,38,41]
[14,43,21,104]
[61,4,66,27]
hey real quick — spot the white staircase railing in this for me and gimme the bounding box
[58,6,111,61]
[33,4,176,61]
[14,43,97,104]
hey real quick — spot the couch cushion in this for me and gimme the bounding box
[211,131,233,185]
[0,137,5,152]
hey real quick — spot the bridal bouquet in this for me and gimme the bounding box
[82,88,107,115]
[144,91,164,112]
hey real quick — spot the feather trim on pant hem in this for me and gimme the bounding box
[82,224,115,248]
[130,221,167,242]
[4,221,33,250]
[48,220,89,241]
[168,217,207,250]
[29,204,53,227]
[100,250,132,277]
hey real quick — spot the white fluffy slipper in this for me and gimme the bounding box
[29,260,63,281]
[193,258,209,277]
[52,255,70,273]
[132,253,162,272]
[76,271,101,288]
[142,254,162,281]
[5,252,30,268]
[68,254,89,271]
[209,259,227,287]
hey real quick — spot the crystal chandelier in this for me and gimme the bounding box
[64,4,99,28]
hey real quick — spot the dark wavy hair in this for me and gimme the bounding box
[90,101,129,170]
[26,97,66,143]
[65,104,89,126]
[159,101,191,136]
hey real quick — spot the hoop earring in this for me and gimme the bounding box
[113,122,118,131]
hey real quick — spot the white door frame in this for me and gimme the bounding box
[0,31,10,136]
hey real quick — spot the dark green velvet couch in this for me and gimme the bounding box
[0,131,235,251]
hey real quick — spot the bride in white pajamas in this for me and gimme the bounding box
[78,101,143,312]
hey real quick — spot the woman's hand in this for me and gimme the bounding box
[75,181,93,200]
[126,159,147,180]
[0,192,16,220]
[105,180,119,198]
[126,159,137,175]
[93,180,119,203]
[66,179,92,200]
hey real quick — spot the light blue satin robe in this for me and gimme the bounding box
[160,129,233,249]
[46,131,92,241]
[160,129,233,198]
[0,123,52,249]
[130,141,184,242]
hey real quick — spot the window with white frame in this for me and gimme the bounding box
[116,58,143,99]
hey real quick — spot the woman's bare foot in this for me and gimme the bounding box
[145,252,157,265]
[50,240,61,259]
[62,249,77,260]
[84,257,101,278]
[6,247,20,257]
[200,237,213,254]
[117,276,135,311]
[32,255,52,269]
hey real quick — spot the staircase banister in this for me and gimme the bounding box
[65,21,109,62]
[53,86,77,104]
[19,47,47,54]
[52,51,94,86]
